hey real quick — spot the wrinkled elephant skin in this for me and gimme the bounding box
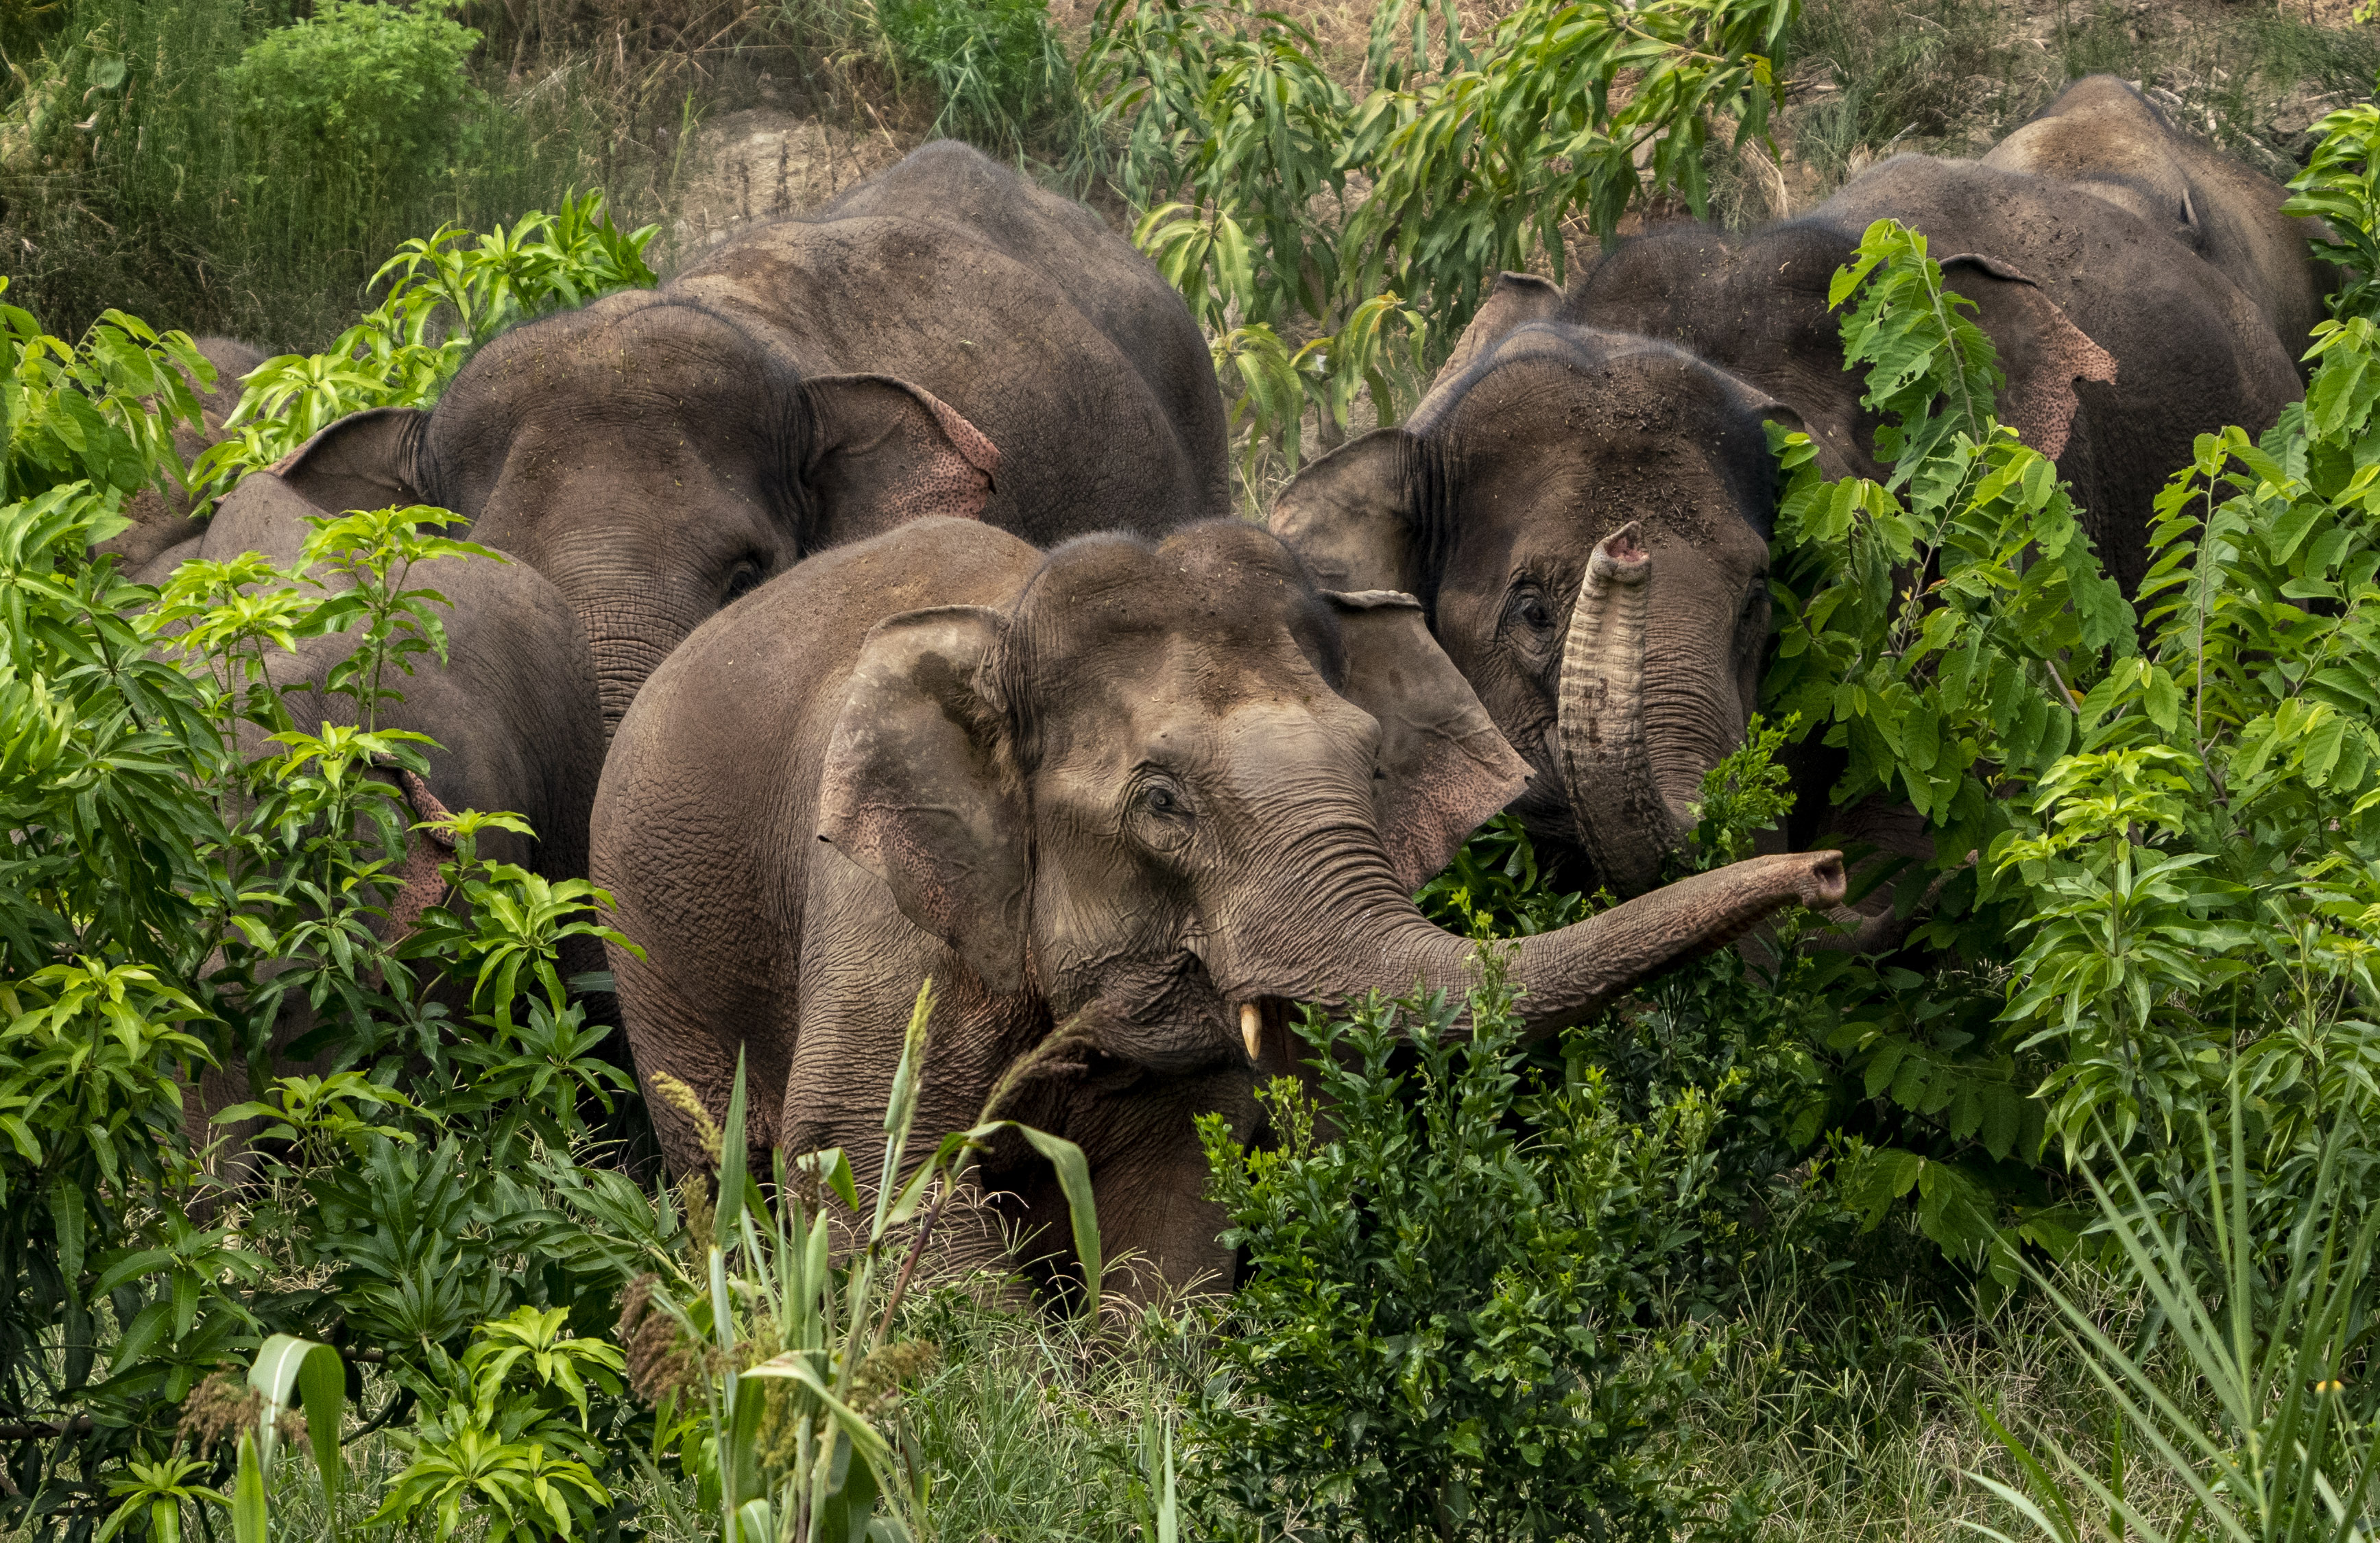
[592,518,1844,1298]
[1573,153,2303,599]
[1273,289,1792,898]
[269,141,1229,733]
[1984,75,2332,373]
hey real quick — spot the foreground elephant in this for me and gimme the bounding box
[1984,75,2330,371]
[101,335,269,574]
[1574,153,2303,597]
[593,517,1846,1293]
[175,472,606,1167]
[270,141,1229,729]
[1272,277,1812,899]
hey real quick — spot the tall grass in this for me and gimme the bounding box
[0,0,624,348]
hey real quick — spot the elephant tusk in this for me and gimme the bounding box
[1240,1001,1262,1063]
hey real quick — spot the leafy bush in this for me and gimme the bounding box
[1085,0,1792,473]
[195,192,658,494]
[878,0,1079,159]
[1192,956,1731,1541]
[0,217,658,1535]
[228,1,483,193]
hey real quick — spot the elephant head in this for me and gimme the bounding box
[802,519,1844,1286]
[1271,277,1833,898]
[276,291,999,731]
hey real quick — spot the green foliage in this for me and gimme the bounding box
[1192,956,1729,1541]
[1087,0,1790,478]
[0,287,212,505]
[1967,1097,2380,1543]
[1415,813,1593,938]
[227,0,485,236]
[0,260,666,1538]
[372,1309,625,1543]
[878,0,1079,159]
[2285,91,2380,321]
[1768,217,2133,865]
[195,193,658,492]
[623,988,1103,1543]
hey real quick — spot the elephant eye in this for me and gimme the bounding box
[1506,583,1554,635]
[1129,775,1197,851]
[724,560,765,601]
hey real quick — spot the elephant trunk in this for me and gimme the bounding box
[1555,524,1697,898]
[1234,840,1845,1041]
[1367,851,1845,1036]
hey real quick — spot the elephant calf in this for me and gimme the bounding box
[168,471,607,1171]
[593,517,1844,1296]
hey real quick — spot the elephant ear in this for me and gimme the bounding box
[1326,590,1530,891]
[817,605,1029,995]
[274,406,433,515]
[1938,253,2117,460]
[1428,271,1565,395]
[1271,428,1420,596]
[802,376,1001,550]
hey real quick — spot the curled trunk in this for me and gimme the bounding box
[1555,524,1697,897]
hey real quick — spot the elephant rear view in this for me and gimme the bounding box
[592,516,1844,1298]
[1984,75,2331,372]
[1573,153,2303,597]
[269,140,1230,731]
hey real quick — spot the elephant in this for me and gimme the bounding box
[1571,152,2305,600]
[1271,278,1815,901]
[101,335,269,575]
[171,470,607,1173]
[265,139,1231,731]
[590,515,1847,1296]
[1983,75,2332,373]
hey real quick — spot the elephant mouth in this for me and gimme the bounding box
[1235,996,1297,1076]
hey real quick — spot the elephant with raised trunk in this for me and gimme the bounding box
[1273,281,1815,901]
[592,516,1845,1295]
[1984,75,2332,372]
[269,140,1229,731]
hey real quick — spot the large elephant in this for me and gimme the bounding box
[101,335,269,574]
[1271,277,1813,900]
[1984,75,2331,372]
[172,472,607,1167]
[269,140,1230,730]
[1572,153,2304,598]
[591,516,1846,1295]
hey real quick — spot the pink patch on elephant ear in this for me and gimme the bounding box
[1940,252,2118,461]
[804,376,1002,546]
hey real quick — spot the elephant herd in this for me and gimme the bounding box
[152,77,2325,1294]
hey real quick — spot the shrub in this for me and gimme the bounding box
[227,0,483,226]
[877,0,1077,159]
[1190,956,1729,1541]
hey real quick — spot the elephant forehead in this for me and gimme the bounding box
[1036,634,1362,764]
